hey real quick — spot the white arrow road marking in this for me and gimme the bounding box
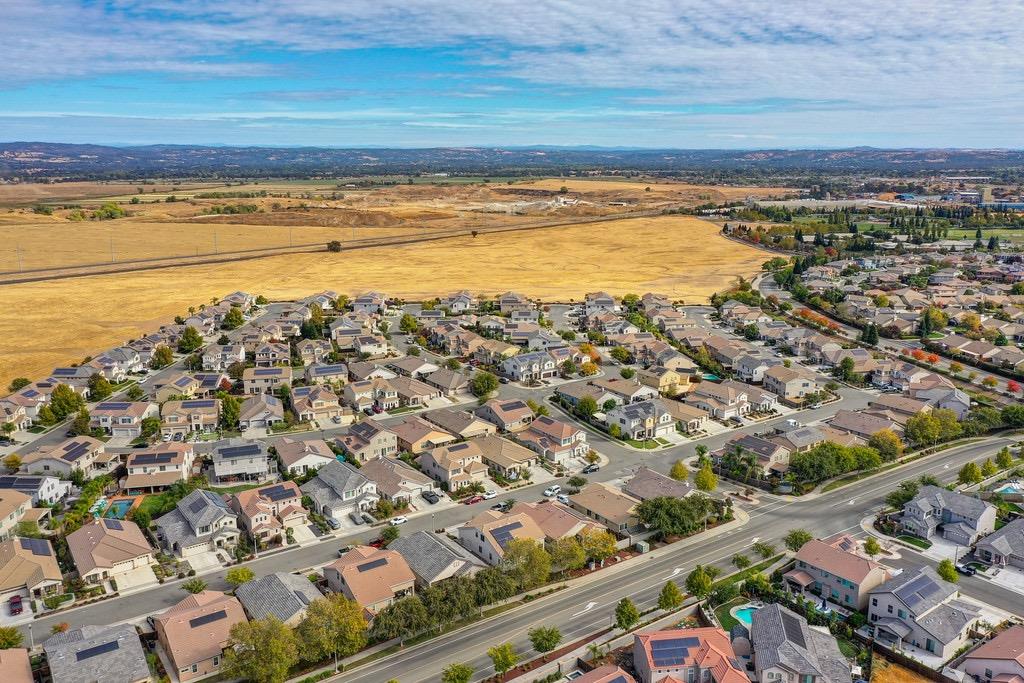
[751,537,759,544]
[572,602,599,617]
[664,568,684,580]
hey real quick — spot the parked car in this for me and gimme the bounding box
[162,433,172,442]
[389,516,408,526]
[368,537,386,549]
[499,377,509,384]
[956,564,977,576]
[463,495,484,505]
[8,595,22,616]
[348,511,365,525]
[337,545,351,557]
[362,407,374,415]
[581,463,600,474]
[421,490,440,505]
[490,502,506,511]
[543,484,561,497]
[326,517,341,530]
[372,405,383,414]
[556,493,570,505]
[172,432,184,442]
[482,490,497,500]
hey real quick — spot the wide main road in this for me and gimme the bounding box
[331,436,1019,683]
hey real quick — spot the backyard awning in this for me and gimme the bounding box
[783,569,814,587]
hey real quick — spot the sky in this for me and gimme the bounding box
[2,0,1023,149]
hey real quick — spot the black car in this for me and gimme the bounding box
[421,490,440,505]
[582,463,600,474]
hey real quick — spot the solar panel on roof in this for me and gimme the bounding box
[183,399,216,408]
[97,401,131,410]
[61,443,89,462]
[491,521,523,548]
[174,377,192,387]
[781,612,806,649]
[261,485,293,502]
[295,591,312,606]
[133,452,174,465]
[19,538,51,556]
[255,368,281,376]
[22,389,39,398]
[189,498,207,513]
[104,519,124,531]
[357,557,388,572]
[76,640,120,661]
[220,444,262,458]
[189,610,228,628]
[449,443,469,452]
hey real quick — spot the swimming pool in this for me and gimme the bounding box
[996,481,1023,494]
[104,498,135,519]
[735,606,759,626]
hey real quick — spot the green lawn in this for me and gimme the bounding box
[714,597,744,631]
[713,555,785,589]
[897,535,932,550]
[837,637,860,659]
[626,439,660,450]
[209,482,264,495]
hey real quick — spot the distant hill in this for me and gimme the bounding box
[2,142,1024,178]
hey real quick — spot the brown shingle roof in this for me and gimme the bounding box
[153,591,247,672]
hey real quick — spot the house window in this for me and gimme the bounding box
[985,669,992,680]
[887,605,893,614]
[871,598,877,607]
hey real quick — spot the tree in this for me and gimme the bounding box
[620,367,635,380]
[576,395,599,419]
[371,596,430,644]
[126,384,146,401]
[327,240,342,252]
[949,361,964,375]
[441,663,474,683]
[178,325,204,353]
[222,617,299,683]
[864,537,881,556]
[693,463,717,492]
[399,313,418,333]
[684,566,713,599]
[996,447,1014,470]
[752,541,776,559]
[225,566,255,588]
[580,361,599,376]
[1003,405,1024,427]
[868,429,905,462]
[905,413,941,446]
[218,391,242,430]
[501,538,551,590]
[7,378,30,393]
[470,370,499,398]
[297,594,367,665]
[473,567,517,606]
[784,529,813,552]
[937,559,959,584]
[50,383,85,419]
[222,306,245,330]
[488,643,519,676]
[615,597,640,630]
[380,524,400,545]
[2,453,20,472]
[528,626,562,655]
[0,625,23,649]
[608,424,621,439]
[669,460,688,481]
[579,527,617,563]
[658,581,684,611]
[982,459,999,478]
[152,345,174,369]
[87,373,113,401]
[70,407,91,436]
[610,346,631,363]
[140,416,161,438]
[182,578,208,594]
[958,461,983,486]
[549,536,585,572]
[732,554,751,570]
[560,359,578,376]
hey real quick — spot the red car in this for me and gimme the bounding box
[8,595,23,616]
[368,538,386,549]
[463,495,484,505]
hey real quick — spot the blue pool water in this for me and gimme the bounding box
[104,499,134,519]
[735,607,759,626]
[996,482,1023,494]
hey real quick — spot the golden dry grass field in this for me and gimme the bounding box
[0,214,767,386]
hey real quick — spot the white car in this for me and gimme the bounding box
[482,490,497,500]
[556,494,570,505]
[543,485,561,497]
[389,516,408,526]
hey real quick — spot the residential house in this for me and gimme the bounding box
[569,482,640,535]
[572,666,636,683]
[237,393,285,430]
[389,375,442,408]
[868,566,980,659]
[387,415,456,454]
[685,382,751,420]
[44,624,150,683]
[500,351,557,382]
[228,481,308,545]
[783,534,891,610]
[584,291,617,316]
[235,572,322,627]
[516,415,588,466]
[734,353,784,383]
[360,457,438,505]
[475,398,535,432]
[901,486,997,546]
[21,436,107,478]
[336,418,398,462]
[622,466,693,501]
[212,439,271,484]
[474,339,519,366]
[66,518,155,585]
[253,342,289,367]
[763,365,819,401]
[152,590,248,683]
[512,500,604,541]
[0,474,70,506]
[423,408,495,439]
[343,378,399,412]
[458,509,546,565]
[0,491,31,541]
[388,530,485,587]
[554,382,621,411]
[155,489,240,558]
[424,368,469,396]
[0,537,63,603]
[419,441,489,490]
[632,627,748,683]
[243,366,292,394]
[714,434,791,477]
[154,373,202,403]
[123,443,195,492]
[161,399,220,438]
[324,546,416,614]
[473,434,537,480]
[300,460,379,523]
[829,409,902,440]
[275,437,335,476]
[635,366,688,397]
[89,401,158,438]
[295,339,332,366]
[388,356,440,379]
[661,400,709,434]
[352,291,386,314]
[605,400,675,440]
[202,344,245,372]
[591,378,659,404]
[440,290,477,313]
[498,291,534,315]
[750,604,851,683]
[976,518,1024,569]
[292,385,347,424]
[193,372,231,398]
[304,363,349,386]
[956,624,1024,683]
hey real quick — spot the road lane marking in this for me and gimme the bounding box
[571,601,599,617]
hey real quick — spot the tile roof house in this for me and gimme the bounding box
[238,393,285,430]
[0,490,32,541]
[763,365,819,401]
[419,441,489,489]
[633,627,748,683]
[500,351,558,382]
[161,399,221,438]
[685,382,751,420]
[605,399,675,440]
[66,518,155,585]
[275,437,335,476]
[458,509,546,565]
[473,434,538,479]
[956,624,1024,683]
[300,460,378,523]
[89,401,158,438]
[868,566,980,660]
[572,665,636,683]
[0,473,72,505]
[388,356,440,379]
[155,489,240,558]
[976,518,1024,569]
[324,545,416,614]
[336,417,399,462]
[228,481,308,544]
[123,443,195,492]
[512,500,603,541]
[243,366,292,394]
[304,362,349,385]
[235,572,323,626]
[828,408,902,440]
[423,367,470,396]
[21,436,107,478]
[387,415,456,454]
[713,434,791,476]
[901,486,997,546]
[475,398,535,432]
[0,648,32,683]
[569,482,640,534]
[515,415,588,466]
[202,343,246,372]
[423,408,497,439]
[212,439,272,484]
[783,534,891,610]
[44,623,150,683]
[152,590,248,682]
[0,537,63,601]
[623,466,693,501]
[291,385,348,424]
[388,530,485,586]
[750,603,851,683]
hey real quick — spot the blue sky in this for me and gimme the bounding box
[2,0,1023,148]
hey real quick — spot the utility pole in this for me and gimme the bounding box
[214,230,219,254]
[110,236,115,262]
